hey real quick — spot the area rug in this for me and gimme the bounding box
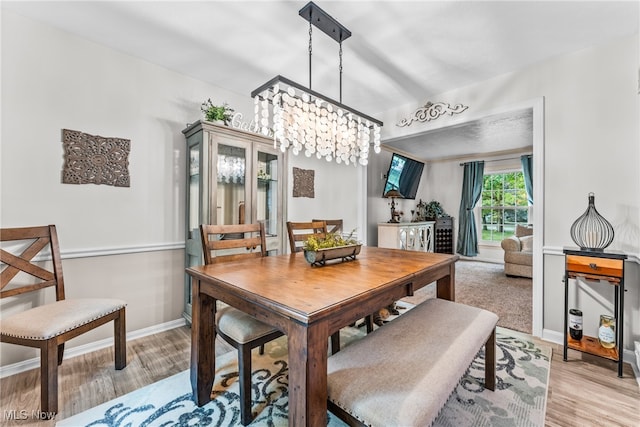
[402,260,533,334]
[58,323,551,427]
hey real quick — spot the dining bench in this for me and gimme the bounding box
[326,298,499,427]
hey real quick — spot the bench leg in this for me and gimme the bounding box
[330,332,341,355]
[485,327,496,391]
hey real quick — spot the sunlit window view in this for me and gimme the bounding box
[479,171,529,242]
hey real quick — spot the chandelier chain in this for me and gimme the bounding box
[339,41,343,103]
[308,21,313,90]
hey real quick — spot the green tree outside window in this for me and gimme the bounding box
[480,171,529,242]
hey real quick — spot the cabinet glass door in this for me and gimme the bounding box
[216,144,247,225]
[255,146,282,254]
[256,151,278,236]
[184,139,202,319]
[188,146,200,234]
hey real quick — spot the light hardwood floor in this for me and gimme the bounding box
[1,326,638,427]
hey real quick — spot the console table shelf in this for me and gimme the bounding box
[566,335,618,361]
[562,247,627,377]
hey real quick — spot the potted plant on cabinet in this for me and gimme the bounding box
[201,99,234,125]
[424,200,446,220]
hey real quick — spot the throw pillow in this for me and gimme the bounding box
[515,224,533,238]
[520,235,534,252]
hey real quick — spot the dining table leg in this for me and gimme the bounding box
[190,278,217,406]
[436,262,456,301]
[287,319,329,427]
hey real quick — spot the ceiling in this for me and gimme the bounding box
[384,107,534,161]
[3,1,638,160]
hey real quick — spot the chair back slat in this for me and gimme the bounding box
[200,223,267,265]
[312,219,343,235]
[0,225,64,299]
[286,221,328,253]
[208,236,263,252]
[1,281,56,298]
[1,248,55,286]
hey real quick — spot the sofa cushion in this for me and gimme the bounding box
[515,224,533,238]
[505,250,533,266]
[520,235,534,252]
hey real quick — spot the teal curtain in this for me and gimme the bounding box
[521,154,533,205]
[456,161,484,257]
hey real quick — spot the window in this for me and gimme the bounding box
[479,171,529,242]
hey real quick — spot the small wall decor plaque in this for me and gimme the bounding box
[396,101,469,127]
[61,129,130,187]
[292,167,314,198]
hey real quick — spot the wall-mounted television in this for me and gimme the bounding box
[382,153,425,200]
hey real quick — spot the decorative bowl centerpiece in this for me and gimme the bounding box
[303,232,361,266]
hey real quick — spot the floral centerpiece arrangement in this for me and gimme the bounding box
[303,231,361,266]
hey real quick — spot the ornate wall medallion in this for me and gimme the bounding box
[396,101,469,127]
[62,129,130,187]
[292,167,314,198]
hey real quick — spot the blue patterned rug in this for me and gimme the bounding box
[57,326,550,427]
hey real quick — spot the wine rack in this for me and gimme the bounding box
[434,216,454,254]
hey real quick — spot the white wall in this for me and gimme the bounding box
[287,153,363,243]
[0,11,258,367]
[1,11,252,249]
[380,34,639,254]
[371,33,640,354]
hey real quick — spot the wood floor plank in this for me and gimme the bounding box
[1,326,638,426]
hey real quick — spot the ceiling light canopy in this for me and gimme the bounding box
[251,2,383,166]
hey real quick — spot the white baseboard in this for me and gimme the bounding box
[0,318,187,379]
[541,328,563,345]
[542,328,640,384]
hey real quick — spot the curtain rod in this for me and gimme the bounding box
[459,154,531,166]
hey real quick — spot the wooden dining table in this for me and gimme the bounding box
[187,245,459,427]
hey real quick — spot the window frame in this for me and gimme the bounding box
[476,168,530,245]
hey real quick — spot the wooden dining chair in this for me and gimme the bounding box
[199,222,283,426]
[312,218,343,235]
[286,220,328,253]
[0,225,126,417]
[286,220,352,353]
[309,219,375,334]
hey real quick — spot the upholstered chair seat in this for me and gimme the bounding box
[216,306,280,344]
[2,298,126,341]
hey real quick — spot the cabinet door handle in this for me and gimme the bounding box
[589,263,598,270]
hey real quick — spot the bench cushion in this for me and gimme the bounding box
[327,298,498,427]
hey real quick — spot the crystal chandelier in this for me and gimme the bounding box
[251,2,383,166]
